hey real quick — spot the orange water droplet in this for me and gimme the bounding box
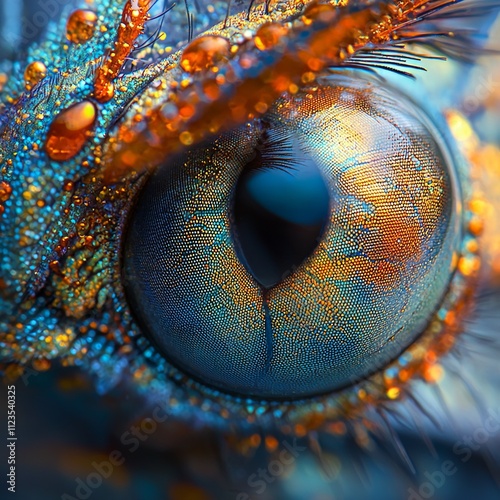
[423,364,444,384]
[179,131,194,145]
[386,386,401,400]
[468,216,484,236]
[202,79,220,100]
[45,101,97,161]
[180,35,231,73]
[24,61,47,91]
[0,180,11,217]
[0,181,12,202]
[0,73,8,92]
[302,2,337,25]
[66,9,98,44]
[63,180,75,192]
[32,358,51,371]
[458,255,481,277]
[49,260,64,276]
[254,23,288,51]
[264,435,279,452]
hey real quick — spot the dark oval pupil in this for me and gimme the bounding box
[232,131,330,289]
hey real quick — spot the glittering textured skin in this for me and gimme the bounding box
[106,0,467,179]
[0,0,498,434]
[125,77,460,398]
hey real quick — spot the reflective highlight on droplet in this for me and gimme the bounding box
[45,101,97,161]
[180,35,231,73]
[66,10,98,44]
[255,23,288,51]
[24,61,47,91]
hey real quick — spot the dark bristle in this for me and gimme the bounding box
[127,0,175,71]
[246,0,255,20]
[224,0,232,29]
[243,124,301,175]
[339,0,500,78]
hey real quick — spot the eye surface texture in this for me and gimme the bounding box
[124,75,462,399]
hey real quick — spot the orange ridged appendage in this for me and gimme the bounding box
[94,0,150,103]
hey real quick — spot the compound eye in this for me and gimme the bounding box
[123,76,461,399]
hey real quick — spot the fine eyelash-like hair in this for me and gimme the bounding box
[243,124,301,174]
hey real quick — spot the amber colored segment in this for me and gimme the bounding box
[423,364,444,383]
[447,111,500,285]
[24,61,47,91]
[255,23,288,51]
[180,35,231,73]
[45,101,97,161]
[66,9,98,44]
[94,0,150,102]
[95,80,115,103]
